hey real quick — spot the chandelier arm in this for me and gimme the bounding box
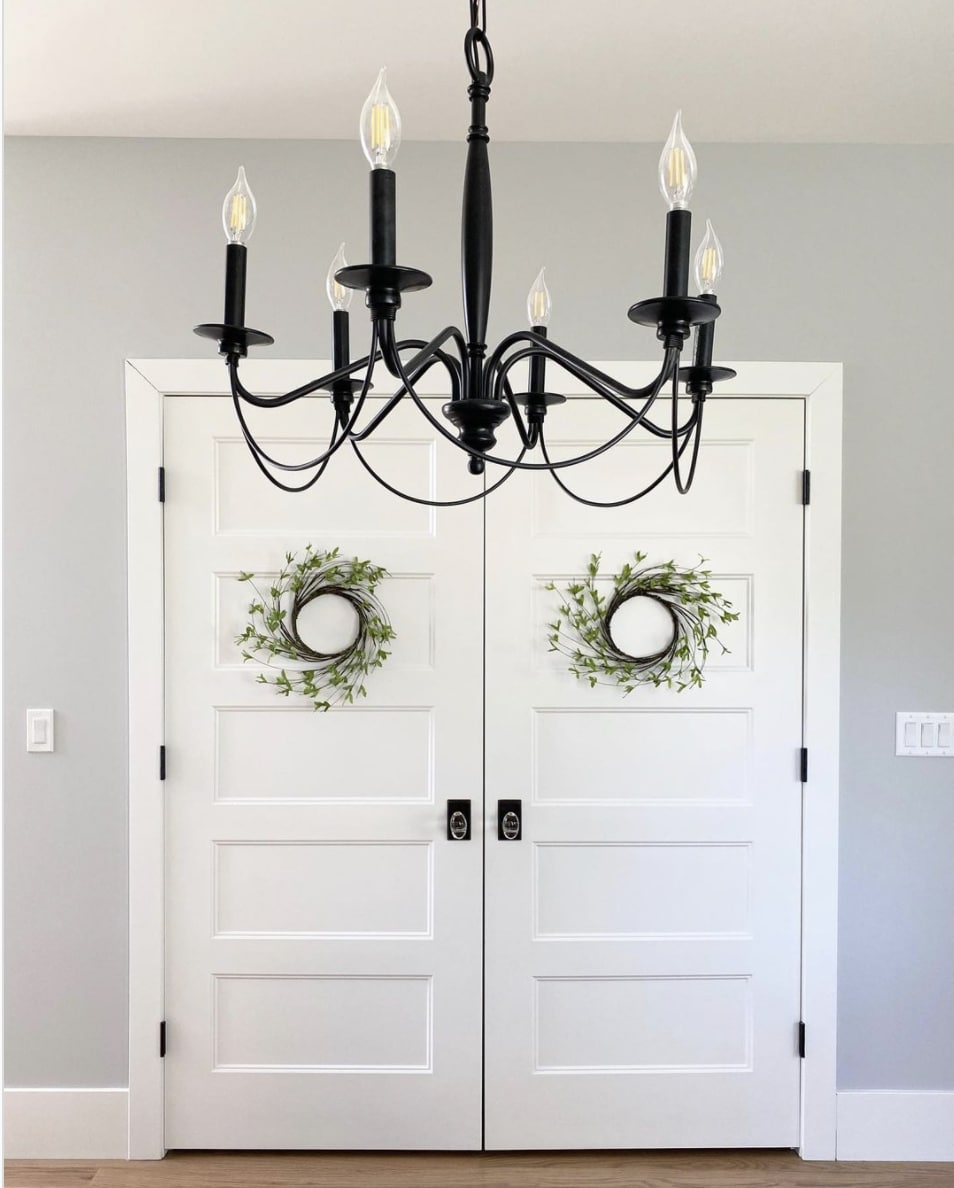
[228,351,383,409]
[671,410,704,494]
[528,341,697,439]
[230,385,343,473]
[378,319,406,380]
[495,343,696,454]
[670,368,705,494]
[494,344,673,436]
[346,328,464,442]
[395,327,468,385]
[500,375,535,451]
[350,353,455,443]
[373,318,463,401]
[348,438,526,508]
[227,326,378,475]
[490,340,699,438]
[394,340,678,472]
[489,338,699,438]
[391,333,465,403]
[231,390,343,493]
[638,353,701,440]
[538,419,697,508]
[379,322,465,401]
[485,333,674,405]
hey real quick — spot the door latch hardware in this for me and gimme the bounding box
[497,799,522,840]
[447,799,471,840]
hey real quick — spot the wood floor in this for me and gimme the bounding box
[6,1152,954,1188]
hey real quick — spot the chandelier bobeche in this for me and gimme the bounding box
[194,1,735,507]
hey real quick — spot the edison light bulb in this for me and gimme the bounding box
[694,219,724,294]
[658,111,697,210]
[222,166,257,244]
[527,267,552,328]
[360,68,402,169]
[326,243,353,312]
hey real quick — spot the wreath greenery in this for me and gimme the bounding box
[546,552,739,693]
[235,544,396,711]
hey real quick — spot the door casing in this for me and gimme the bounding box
[125,357,843,1160]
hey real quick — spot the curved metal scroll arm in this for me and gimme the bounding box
[538,406,700,508]
[225,324,466,478]
[486,332,697,439]
[378,322,683,473]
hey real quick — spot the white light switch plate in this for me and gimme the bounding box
[26,708,55,753]
[896,711,954,757]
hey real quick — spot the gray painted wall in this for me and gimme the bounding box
[4,136,954,1090]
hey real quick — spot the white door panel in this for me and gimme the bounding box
[484,397,804,1149]
[163,396,484,1149]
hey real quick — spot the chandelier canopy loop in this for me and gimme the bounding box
[464,24,494,87]
[193,2,737,507]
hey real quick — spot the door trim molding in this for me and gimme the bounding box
[125,358,842,1160]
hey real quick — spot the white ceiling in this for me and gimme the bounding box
[5,0,954,143]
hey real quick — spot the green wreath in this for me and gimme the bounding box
[235,545,396,711]
[546,552,739,693]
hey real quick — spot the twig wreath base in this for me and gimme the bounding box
[546,552,739,693]
[236,545,396,710]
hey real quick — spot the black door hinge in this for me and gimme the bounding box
[801,470,811,505]
[158,466,166,503]
[159,1020,167,1058]
[798,1021,806,1059]
[799,747,808,783]
[159,745,166,781]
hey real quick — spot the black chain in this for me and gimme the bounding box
[469,0,487,34]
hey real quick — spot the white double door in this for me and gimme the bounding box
[163,392,804,1150]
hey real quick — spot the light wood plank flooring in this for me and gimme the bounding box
[7,1152,954,1188]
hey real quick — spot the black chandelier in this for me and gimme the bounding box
[195,1,735,508]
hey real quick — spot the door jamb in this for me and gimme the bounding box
[125,357,842,1159]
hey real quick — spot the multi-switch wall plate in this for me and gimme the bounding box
[895,711,954,757]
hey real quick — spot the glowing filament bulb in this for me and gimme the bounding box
[222,166,257,244]
[527,267,552,328]
[326,243,353,312]
[658,111,697,210]
[360,68,402,169]
[694,219,724,294]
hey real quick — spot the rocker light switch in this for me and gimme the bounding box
[27,708,55,753]
[896,711,954,757]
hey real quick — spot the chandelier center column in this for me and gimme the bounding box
[461,25,494,399]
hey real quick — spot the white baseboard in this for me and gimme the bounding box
[837,1091,954,1161]
[5,1085,951,1161]
[3,1088,129,1158]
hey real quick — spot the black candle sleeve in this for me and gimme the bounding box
[693,317,715,369]
[692,293,718,368]
[529,325,547,393]
[370,170,397,267]
[332,309,350,370]
[663,209,691,298]
[224,243,247,327]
